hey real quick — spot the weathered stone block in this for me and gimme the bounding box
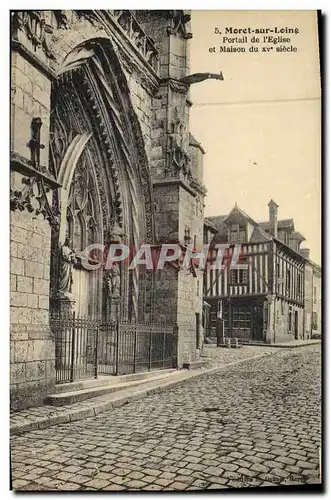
[17,243,43,263]
[31,309,48,325]
[11,274,17,292]
[33,278,49,296]
[33,217,51,236]
[23,92,34,114]
[27,324,52,340]
[10,241,18,258]
[45,359,56,379]
[10,375,55,411]
[13,86,24,108]
[11,291,28,307]
[27,294,39,309]
[23,73,33,95]
[10,107,32,158]
[25,360,47,381]
[11,257,24,276]
[43,264,51,280]
[10,211,34,232]
[11,362,26,384]
[25,262,44,279]
[11,64,25,89]
[30,232,43,248]
[10,324,28,341]
[11,306,32,325]
[12,340,29,363]
[38,295,49,310]
[17,276,33,293]
[32,99,42,117]
[34,86,50,108]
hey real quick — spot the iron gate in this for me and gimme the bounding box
[50,314,177,383]
[50,313,99,384]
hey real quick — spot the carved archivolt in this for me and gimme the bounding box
[49,38,155,319]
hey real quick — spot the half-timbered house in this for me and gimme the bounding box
[203,200,309,344]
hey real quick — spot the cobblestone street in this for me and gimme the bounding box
[11,344,321,491]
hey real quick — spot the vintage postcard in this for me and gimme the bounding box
[10,9,322,492]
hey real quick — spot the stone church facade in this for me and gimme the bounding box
[10,10,213,410]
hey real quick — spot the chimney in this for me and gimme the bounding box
[300,248,310,259]
[268,199,279,238]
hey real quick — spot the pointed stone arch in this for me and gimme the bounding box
[49,37,155,320]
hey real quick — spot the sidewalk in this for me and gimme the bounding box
[265,339,321,348]
[240,339,321,348]
[10,341,320,436]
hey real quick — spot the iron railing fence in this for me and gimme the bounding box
[50,314,177,383]
[50,313,99,384]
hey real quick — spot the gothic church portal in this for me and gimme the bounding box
[10,10,209,410]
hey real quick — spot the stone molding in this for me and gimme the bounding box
[11,39,57,81]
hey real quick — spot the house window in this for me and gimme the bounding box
[276,262,281,294]
[286,269,291,295]
[297,274,301,298]
[229,224,246,244]
[232,306,251,331]
[284,232,290,245]
[314,286,317,304]
[288,309,292,331]
[230,269,248,285]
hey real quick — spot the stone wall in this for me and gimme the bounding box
[273,298,304,343]
[153,184,180,242]
[179,187,204,250]
[10,208,55,410]
[153,266,178,325]
[11,29,55,409]
[11,51,51,167]
[125,72,154,167]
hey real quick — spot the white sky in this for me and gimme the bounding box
[189,10,321,264]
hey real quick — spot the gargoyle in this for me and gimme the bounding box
[180,72,224,86]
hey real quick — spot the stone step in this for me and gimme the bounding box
[45,369,178,406]
[182,359,210,370]
[54,368,175,394]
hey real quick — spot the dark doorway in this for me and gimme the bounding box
[294,311,298,339]
[251,305,264,341]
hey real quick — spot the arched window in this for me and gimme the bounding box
[66,153,99,253]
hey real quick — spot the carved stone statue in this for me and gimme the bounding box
[58,237,77,297]
[107,219,125,245]
[107,263,121,298]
